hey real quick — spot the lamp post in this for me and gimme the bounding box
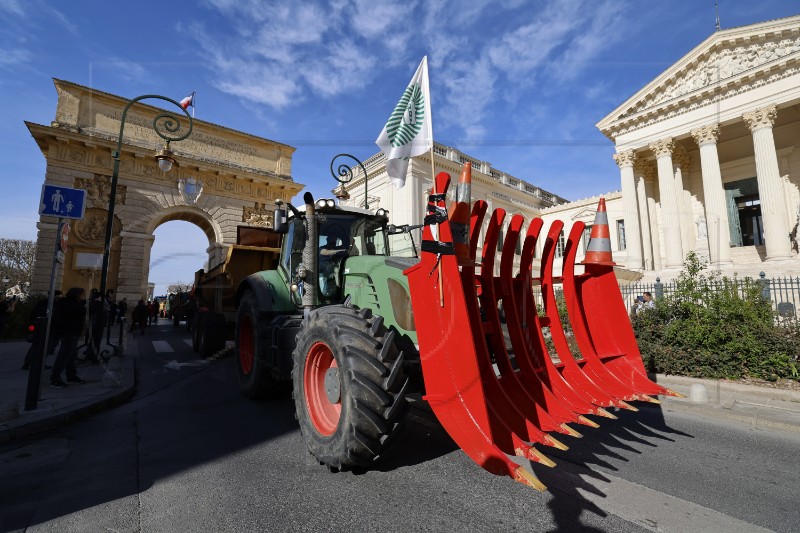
[98,95,193,301]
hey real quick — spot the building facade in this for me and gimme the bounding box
[597,15,800,280]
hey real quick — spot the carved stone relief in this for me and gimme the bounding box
[74,174,127,209]
[72,208,120,244]
[628,37,799,116]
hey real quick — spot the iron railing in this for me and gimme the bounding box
[618,273,800,324]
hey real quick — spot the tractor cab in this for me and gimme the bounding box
[274,198,417,307]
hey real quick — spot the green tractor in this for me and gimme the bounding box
[234,191,421,470]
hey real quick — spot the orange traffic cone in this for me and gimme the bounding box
[580,198,616,266]
[448,162,472,265]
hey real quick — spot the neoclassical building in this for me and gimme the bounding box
[595,15,800,279]
[346,15,800,282]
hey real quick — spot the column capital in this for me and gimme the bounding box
[743,105,777,133]
[612,150,636,169]
[691,124,720,146]
[649,138,674,159]
[633,160,657,180]
[673,145,691,170]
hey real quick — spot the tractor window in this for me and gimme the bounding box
[281,218,306,279]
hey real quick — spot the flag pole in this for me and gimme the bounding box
[430,144,444,307]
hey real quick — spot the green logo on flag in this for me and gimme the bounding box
[385,84,425,148]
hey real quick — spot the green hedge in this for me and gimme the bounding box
[632,253,800,381]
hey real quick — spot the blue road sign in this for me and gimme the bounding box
[39,185,87,219]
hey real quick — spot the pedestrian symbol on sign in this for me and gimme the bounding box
[51,189,64,212]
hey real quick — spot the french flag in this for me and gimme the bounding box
[179,91,196,111]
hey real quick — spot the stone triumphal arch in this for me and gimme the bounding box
[27,79,303,305]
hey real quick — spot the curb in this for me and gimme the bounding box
[0,357,137,445]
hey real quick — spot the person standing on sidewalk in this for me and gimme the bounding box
[50,287,87,388]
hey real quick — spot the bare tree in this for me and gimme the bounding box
[167,282,193,294]
[0,239,36,292]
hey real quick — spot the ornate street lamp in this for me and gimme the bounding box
[330,153,368,208]
[98,95,193,300]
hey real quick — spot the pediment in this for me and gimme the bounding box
[598,16,800,135]
[571,208,598,221]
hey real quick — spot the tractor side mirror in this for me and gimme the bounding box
[273,208,288,234]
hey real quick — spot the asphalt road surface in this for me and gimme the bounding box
[1,321,798,532]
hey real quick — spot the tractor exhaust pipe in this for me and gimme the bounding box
[301,192,318,317]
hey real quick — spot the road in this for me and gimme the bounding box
[1,322,798,532]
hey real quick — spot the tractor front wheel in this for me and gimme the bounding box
[293,306,410,470]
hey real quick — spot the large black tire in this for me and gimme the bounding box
[292,306,410,470]
[236,291,291,399]
[199,312,226,358]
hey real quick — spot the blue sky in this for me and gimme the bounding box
[1,0,797,296]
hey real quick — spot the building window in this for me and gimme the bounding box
[497,228,504,252]
[582,225,592,254]
[617,220,626,250]
[555,230,566,258]
[515,235,522,255]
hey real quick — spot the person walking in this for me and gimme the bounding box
[49,287,87,388]
[131,299,148,335]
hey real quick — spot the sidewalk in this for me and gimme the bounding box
[0,336,137,444]
[650,374,800,432]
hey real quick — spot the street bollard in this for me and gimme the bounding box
[24,317,47,411]
[654,277,664,300]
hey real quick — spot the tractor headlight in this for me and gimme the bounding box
[316,199,327,209]
[326,199,335,208]
[376,208,388,218]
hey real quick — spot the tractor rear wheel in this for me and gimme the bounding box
[293,306,410,470]
[236,291,291,399]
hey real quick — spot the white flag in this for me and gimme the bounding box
[376,56,433,189]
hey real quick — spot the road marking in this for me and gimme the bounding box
[152,340,174,353]
[164,359,210,370]
[549,460,771,533]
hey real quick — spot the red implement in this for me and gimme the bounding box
[405,173,552,491]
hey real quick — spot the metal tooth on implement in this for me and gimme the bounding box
[459,202,572,453]
[476,209,591,438]
[536,220,641,406]
[497,215,612,423]
[560,220,655,401]
[404,172,547,492]
[568,198,681,400]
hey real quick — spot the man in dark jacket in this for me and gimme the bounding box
[50,287,87,388]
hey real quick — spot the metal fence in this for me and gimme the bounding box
[619,273,800,324]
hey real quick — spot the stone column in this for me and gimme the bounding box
[691,124,732,266]
[743,105,792,259]
[643,171,663,271]
[116,231,155,304]
[650,138,684,268]
[672,146,694,253]
[613,150,643,270]
[634,161,653,270]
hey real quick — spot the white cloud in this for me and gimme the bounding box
[0,48,31,67]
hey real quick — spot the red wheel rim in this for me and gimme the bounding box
[304,342,340,436]
[239,315,254,375]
